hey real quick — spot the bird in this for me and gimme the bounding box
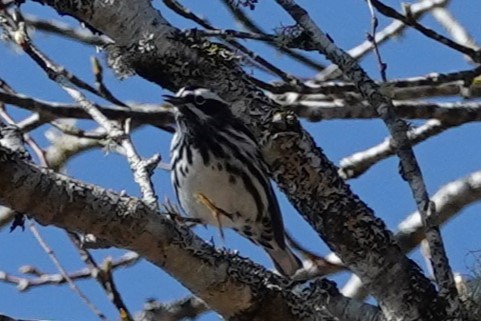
[164,86,302,276]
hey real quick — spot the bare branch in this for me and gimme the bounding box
[0,252,139,291]
[90,57,129,108]
[24,14,110,46]
[369,0,481,63]
[396,171,481,254]
[289,100,481,122]
[28,222,110,321]
[272,65,481,98]
[0,91,175,131]
[69,234,134,321]
[366,0,388,82]
[339,119,459,180]
[431,7,480,52]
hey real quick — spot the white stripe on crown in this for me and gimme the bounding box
[176,87,227,103]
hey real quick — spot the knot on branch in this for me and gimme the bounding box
[105,44,137,80]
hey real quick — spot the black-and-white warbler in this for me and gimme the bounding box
[165,86,302,276]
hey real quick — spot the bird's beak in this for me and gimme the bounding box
[163,94,183,105]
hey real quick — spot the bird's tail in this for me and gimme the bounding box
[267,246,303,277]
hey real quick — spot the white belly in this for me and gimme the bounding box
[172,149,261,228]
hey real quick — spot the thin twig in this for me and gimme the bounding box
[69,234,134,321]
[90,57,130,108]
[0,87,48,167]
[220,0,326,71]
[369,0,481,63]
[0,251,140,291]
[1,13,126,107]
[23,14,110,46]
[28,222,110,321]
[49,121,108,139]
[366,0,388,82]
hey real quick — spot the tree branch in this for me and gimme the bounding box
[289,100,481,122]
[0,91,175,131]
[339,119,459,179]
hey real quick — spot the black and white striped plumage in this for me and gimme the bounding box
[166,87,302,276]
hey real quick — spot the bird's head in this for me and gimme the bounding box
[164,87,231,124]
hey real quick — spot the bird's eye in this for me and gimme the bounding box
[193,95,206,105]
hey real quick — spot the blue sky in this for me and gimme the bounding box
[1,1,481,320]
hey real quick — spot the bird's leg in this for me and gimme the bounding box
[195,192,232,241]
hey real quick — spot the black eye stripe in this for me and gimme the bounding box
[175,89,233,121]
[194,98,229,117]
